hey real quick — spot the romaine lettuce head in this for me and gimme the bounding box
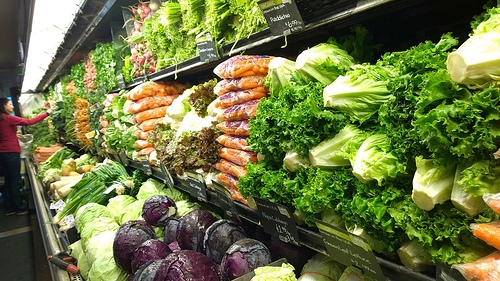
[447,6,500,88]
[323,64,393,123]
[295,42,355,85]
[308,124,368,169]
[352,133,407,185]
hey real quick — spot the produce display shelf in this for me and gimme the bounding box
[126,159,439,281]
[26,158,82,281]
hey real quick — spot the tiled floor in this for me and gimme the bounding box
[0,186,52,281]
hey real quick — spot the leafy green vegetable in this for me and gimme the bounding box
[251,263,297,281]
[188,78,218,117]
[295,42,356,85]
[298,253,345,281]
[411,156,456,211]
[323,63,394,124]
[447,4,500,88]
[351,133,407,185]
[248,79,348,165]
[457,159,500,196]
[308,124,367,169]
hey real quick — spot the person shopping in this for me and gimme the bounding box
[0,98,52,215]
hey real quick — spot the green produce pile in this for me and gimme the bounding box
[24,108,58,151]
[239,4,500,267]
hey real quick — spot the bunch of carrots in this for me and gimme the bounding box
[73,97,93,149]
[125,80,185,163]
[212,55,273,205]
[452,192,500,280]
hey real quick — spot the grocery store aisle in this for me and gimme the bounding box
[0,182,52,281]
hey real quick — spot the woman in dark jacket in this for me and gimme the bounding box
[0,98,52,215]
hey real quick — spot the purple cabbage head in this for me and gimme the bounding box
[163,218,180,245]
[142,195,177,226]
[220,238,272,280]
[133,250,221,281]
[203,219,247,264]
[113,220,156,273]
[176,209,217,252]
[131,239,171,273]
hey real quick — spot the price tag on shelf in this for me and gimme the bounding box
[196,32,218,63]
[315,220,385,281]
[253,197,300,246]
[160,164,175,191]
[141,159,152,175]
[258,0,305,36]
[436,263,467,281]
[118,150,129,166]
[186,171,208,202]
[211,182,240,221]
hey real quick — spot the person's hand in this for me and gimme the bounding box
[47,107,54,115]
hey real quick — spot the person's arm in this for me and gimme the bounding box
[7,112,49,126]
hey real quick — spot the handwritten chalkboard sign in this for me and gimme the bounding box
[160,164,175,191]
[141,159,152,175]
[253,197,300,246]
[436,263,467,281]
[211,182,240,221]
[186,171,208,202]
[316,220,385,281]
[118,151,129,166]
[196,32,218,63]
[258,0,305,36]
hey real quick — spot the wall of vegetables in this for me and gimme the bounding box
[31,0,500,280]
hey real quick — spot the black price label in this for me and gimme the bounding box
[253,197,300,246]
[258,0,305,36]
[196,32,218,63]
[119,151,129,166]
[436,263,467,281]
[160,164,175,191]
[315,220,385,281]
[186,171,208,202]
[141,159,152,175]
[211,182,240,221]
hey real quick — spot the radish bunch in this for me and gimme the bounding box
[128,1,157,78]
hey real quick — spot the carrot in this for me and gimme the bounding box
[135,140,153,150]
[452,251,500,281]
[213,55,273,78]
[214,76,266,95]
[138,117,163,132]
[133,106,169,124]
[127,81,187,100]
[128,95,178,114]
[483,193,500,215]
[471,221,500,250]
[219,147,258,166]
[215,159,248,178]
[216,120,251,137]
[138,147,155,156]
[215,87,268,109]
[216,134,250,151]
[215,172,248,205]
[217,99,261,121]
[135,130,152,140]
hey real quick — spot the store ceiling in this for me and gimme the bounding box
[0,0,33,98]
